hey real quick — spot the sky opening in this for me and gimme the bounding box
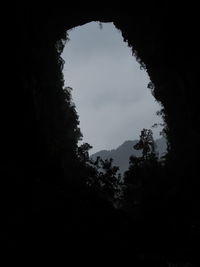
[62,22,164,154]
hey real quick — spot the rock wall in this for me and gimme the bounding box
[2,3,200,261]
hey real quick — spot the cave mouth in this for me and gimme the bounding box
[61,21,164,154]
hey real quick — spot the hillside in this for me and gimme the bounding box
[91,137,167,174]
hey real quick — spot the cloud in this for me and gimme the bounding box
[62,22,163,153]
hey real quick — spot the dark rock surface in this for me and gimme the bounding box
[2,4,199,264]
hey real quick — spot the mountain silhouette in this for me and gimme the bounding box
[91,137,167,174]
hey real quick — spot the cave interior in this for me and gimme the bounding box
[2,4,200,264]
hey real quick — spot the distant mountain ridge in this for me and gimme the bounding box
[90,137,167,175]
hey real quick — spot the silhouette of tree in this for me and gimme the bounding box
[133,128,157,160]
[123,129,164,215]
[89,157,123,207]
[77,142,92,162]
[76,142,123,207]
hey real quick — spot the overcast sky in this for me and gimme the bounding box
[62,22,163,154]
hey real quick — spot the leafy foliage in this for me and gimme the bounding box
[123,129,165,215]
[133,128,157,159]
[77,143,124,207]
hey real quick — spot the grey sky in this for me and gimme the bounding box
[62,22,163,153]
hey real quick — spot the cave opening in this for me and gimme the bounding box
[6,6,200,263]
[61,21,165,157]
